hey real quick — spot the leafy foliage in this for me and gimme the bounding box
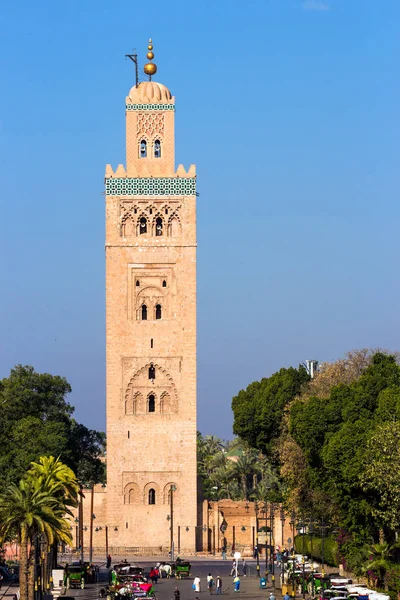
[232,366,310,458]
[0,365,105,486]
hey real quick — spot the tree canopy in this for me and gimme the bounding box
[0,365,105,486]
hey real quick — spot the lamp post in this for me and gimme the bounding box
[289,512,296,598]
[320,517,326,578]
[280,508,286,588]
[261,504,268,580]
[169,485,177,561]
[89,486,95,564]
[270,503,276,588]
[254,501,260,578]
[309,518,315,597]
[298,518,305,600]
[79,485,84,563]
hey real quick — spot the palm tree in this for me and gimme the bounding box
[364,543,393,589]
[0,477,73,600]
[27,456,79,586]
[232,451,262,500]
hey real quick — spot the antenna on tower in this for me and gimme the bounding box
[125,49,139,87]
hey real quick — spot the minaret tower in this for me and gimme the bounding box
[105,41,197,552]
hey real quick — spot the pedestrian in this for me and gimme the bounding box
[269,592,276,600]
[207,573,214,595]
[221,545,227,560]
[283,593,290,600]
[174,586,180,600]
[106,554,112,569]
[216,576,222,595]
[242,559,247,577]
[230,560,236,577]
[253,545,259,559]
[233,575,240,593]
[193,576,201,592]
[149,567,156,584]
[154,567,159,584]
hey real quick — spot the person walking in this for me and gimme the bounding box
[216,576,222,595]
[207,573,214,594]
[230,560,237,577]
[253,545,259,559]
[106,554,112,569]
[233,575,240,593]
[269,592,276,600]
[193,576,201,592]
[149,568,156,584]
[242,560,247,577]
[283,593,290,600]
[221,545,227,560]
[174,587,180,600]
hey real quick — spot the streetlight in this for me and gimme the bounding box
[169,485,177,561]
[261,504,268,580]
[289,511,296,598]
[254,501,260,578]
[309,518,315,597]
[296,518,306,600]
[270,503,276,588]
[280,508,286,588]
[320,517,326,578]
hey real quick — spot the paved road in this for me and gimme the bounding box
[70,561,282,600]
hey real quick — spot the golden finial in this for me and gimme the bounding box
[144,38,157,79]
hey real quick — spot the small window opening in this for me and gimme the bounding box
[149,365,155,380]
[126,522,128,529]
[128,431,130,439]
[162,280,167,288]
[149,208,152,215]
[150,338,154,348]
[154,140,161,158]
[140,217,147,234]
[141,305,147,320]
[134,208,137,214]
[165,208,168,215]
[148,488,156,504]
[156,304,162,320]
[156,217,163,237]
[140,140,147,158]
[148,395,155,413]
[136,280,140,287]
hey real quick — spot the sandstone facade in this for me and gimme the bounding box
[102,76,197,553]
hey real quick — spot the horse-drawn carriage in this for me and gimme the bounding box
[172,560,191,579]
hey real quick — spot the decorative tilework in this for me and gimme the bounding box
[126,104,175,111]
[105,177,196,196]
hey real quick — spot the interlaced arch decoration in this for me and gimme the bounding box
[124,363,178,415]
[136,113,164,138]
[168,212,182,237]
[124,482,140,505]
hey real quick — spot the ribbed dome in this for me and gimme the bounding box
[128,81,173,104]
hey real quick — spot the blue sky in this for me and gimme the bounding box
[1,0,399,440]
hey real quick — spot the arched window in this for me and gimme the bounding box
[155,217,163,237]
[148,488,156,505]
[148,394,155,413]
[149,365,155,380]
[141,305,147,321]
[136,280,140,287]
[140,217,147,234]
[155,304,162,320]
[140,140,147,158]
[162,280,167,288]
[154,140,161,158]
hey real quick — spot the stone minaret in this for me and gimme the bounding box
[104,41,197,553]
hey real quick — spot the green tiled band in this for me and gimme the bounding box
[126,104,175,111]
[105,177,196,196]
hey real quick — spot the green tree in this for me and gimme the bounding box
[0,462,75,600]
[361,422,400,536]
[0,366,105,487]
[232,366,310,459]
